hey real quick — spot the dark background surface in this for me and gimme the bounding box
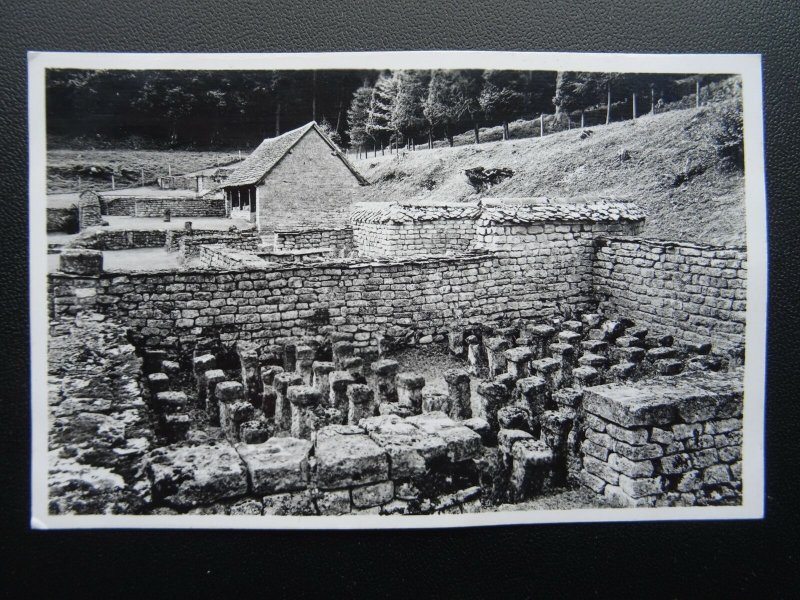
[1,0,798,597]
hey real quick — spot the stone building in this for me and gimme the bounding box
[221,122,368,233]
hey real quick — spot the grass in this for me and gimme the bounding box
[355,100,745,246]
[46,149,244,194]
[47,83,745,246]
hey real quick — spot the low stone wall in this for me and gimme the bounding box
[178,231,260,262]
[103,196,137,216]
[593,237,747,350]
[273,228,354,253]
[351,202,480,258]
[579,369,743,507]
[134,197,226,218]
[193,244,271,269]
[69,229,169,250]
[48,247,598,351]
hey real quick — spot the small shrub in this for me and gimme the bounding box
[714,104,744,171]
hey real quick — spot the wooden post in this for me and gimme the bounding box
[540,113,544,137]
[632,93,637,120]
[77,176,81,191]
[581,111,585,129]
[696,79,701,107]
[141,169,145,187]
[111,174,115,191]
[168,163,172,176]
[651,84,655,114]
[606,85,612,125]
[238,150,242,160]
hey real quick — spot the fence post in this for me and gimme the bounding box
[111,174,115,191]
[540,113,544,137]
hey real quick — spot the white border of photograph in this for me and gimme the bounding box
[28,50,767,530]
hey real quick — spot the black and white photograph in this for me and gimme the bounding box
[29,51,766,528]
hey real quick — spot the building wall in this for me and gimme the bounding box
[353,219,476,258]
[48,244,599,352]
[256,132,365,234]
[273,228,354,253]
[592,237,747,350]
[134,197,226,218]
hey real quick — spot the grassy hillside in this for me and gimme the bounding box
[46,149,244,193]
[356,99,745,246]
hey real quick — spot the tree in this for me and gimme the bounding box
[478,70,526,140]
[346,83,373,156]
[390,70,428,148]
[366,71,398,150]
[423,70,474,147]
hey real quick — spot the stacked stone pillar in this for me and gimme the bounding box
[444,368,471,420]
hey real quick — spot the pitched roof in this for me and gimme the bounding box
[350,201,481,224]
[477,199,646,225]
[350,199,646,226]
[223,122,368,188]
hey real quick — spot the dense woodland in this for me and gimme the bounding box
[47,69,728,151]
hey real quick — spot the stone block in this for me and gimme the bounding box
[219,400,255,442]
[485,337,510,377]
[147,372,170,395]
[155,391,188,413]
[162,414,190,443]
[351,481,394,508]
[262,490,317,516]
[146,443,248,508]
[235,437,311,495]
[618,473,665,498]
[273,372,303,431]
[316,489,352,515]
[314,425,389,489]
[332,341,355,369]
[204,369,227,426]
[193,353,217,378]
[396,372,425,411]
[583,455,619,485]
[329,370,356,413]
[497,405,532,432]
[476,380,510,432]
[215,381,244,403]
[510,439,553,501]
[498,428,534,457]
[312,361,335,394]
[605,422,648,446]
[608,453,655,478]
[582,437,611,461]
[462,417,492,444]
[444,368,471,420]
[360,414,447,479]
[60,249,103,275]
[347,384,376,425]
[288,385,322,439]
[260,365,284,387]
[239,419,272,444]
[504,346,533,378]
[422,392,450,414]
[406,411,482,462]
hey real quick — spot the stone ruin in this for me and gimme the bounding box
[46,198,747,516]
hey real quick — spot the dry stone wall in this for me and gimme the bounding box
[593,237,747,350]
[48,250,598,352]
[579,369,743,507]
[134,197,226,218]
[273,228,354,253]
